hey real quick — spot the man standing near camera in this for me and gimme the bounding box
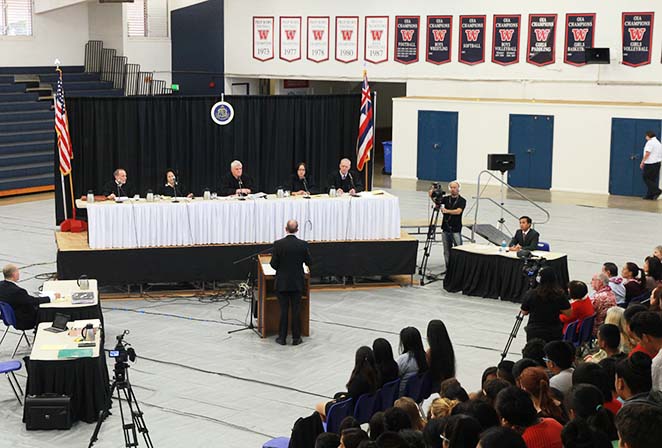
[440,181,466,269]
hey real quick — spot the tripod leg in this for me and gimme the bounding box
[119,386,139,448]
[88,380,118,448]
[419,206,441,285]
[125,382,153,448]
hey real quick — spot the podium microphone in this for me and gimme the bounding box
[348,172,359,196]
[172,176,180,202]
[238,177,246,200]
[302,177,311,198]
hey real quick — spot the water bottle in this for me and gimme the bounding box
[86,190,94,203]
[500,240,507,253]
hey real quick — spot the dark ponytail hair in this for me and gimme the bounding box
[567,384,617,440]
[625,262,646,283]
[348,346,378,392]
[399,327,428,373]
[427,319,456,383]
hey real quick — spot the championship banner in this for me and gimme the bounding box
[622,12,654,67]
[394,16,420,64]
[459,15,486,65]
[527,14,557,66]
[426,15,452,64]
[307,16,330,62]
[335,16,359,63]
[564,13,595,66]
[279,16,302,62]
[365,16,389,64]
[492,15,521,65]
[253,16,274,61]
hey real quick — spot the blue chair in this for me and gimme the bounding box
[0,302,32,358]
[563,320,579,344]
[415,372,437,403]
[537,242,550,251]
[575,314,596,348]
[0,360,24,405]
[262,437,290,448]
[353,392,377,424]
[374,378,400,412]
[325,398,354,434]
[402,373,423,400]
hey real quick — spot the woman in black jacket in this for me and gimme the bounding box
[158,170,193,198]
[286,162,316,195]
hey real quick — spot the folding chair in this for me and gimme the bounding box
[576,314,597,348]
[0,360,24,405]
[325,398,354,434]
[374,378,400,412]
[353,392,377,424]
[0,302,32,358]
[536,242,551,252]
[402,372,423,400]
[262,437,290,448]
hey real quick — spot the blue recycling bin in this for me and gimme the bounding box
[382,141,392,174]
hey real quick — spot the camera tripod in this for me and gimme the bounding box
[419,204,443,286]
[500,312,524,362]
[89,358,153,448]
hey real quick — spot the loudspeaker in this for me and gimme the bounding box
[487,154,516,172]
[24,394,72,430]
[585,48,610,64]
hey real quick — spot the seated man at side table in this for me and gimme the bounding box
[102,168,136,200]
[219,160,253,196]
[0,264,50,330]
[327,158,363,195]
[508,216,540,252]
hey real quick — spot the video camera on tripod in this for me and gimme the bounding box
[109,330,136,364]
[428,182,446,208]
[520,253,548,288]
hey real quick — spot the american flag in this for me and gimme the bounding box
[54,72,73,175]
[356,71,373,171]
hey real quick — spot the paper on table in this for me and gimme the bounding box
[58,348,93,359]
[261,263,310,276]
[39,291,57,301]
[40,344,67,351]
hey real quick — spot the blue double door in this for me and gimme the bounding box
[609,118,662,197]
[417,111,458,181]
[507,114,554,189]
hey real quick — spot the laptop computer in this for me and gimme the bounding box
[43,313,70,333]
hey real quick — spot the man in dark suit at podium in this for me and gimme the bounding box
[0,264,50,330]
[270,220,312,346]
[508,216,540,252]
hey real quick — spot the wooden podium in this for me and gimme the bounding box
[256,254,310,338]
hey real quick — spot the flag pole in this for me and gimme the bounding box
[67,173,77,220]
[60,172,69,220]
[371,89,377,192]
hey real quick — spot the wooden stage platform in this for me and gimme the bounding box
[55,231,419,286]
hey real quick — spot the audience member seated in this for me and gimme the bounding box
[644,256,662,290]
[394,397,426,431]
[522,338,547,366]
[624,305,657,358]
[482,378,511,408]
[615,403,662,448]
[339,428,369,448]
[423,418,447,448]
[518,367,568,424]
[398,430,424,448]
[561,280,595,334]
[339,416,361,433]
[615,353,658,407]
[427,397,458,420]
[495,386,563,448]
[383,407,412,432]
[521,268,572,342]
[315,346,379,420]
[628,311,662,391]
[426,319,456,387]
[0,264,50,330]
[572,362,622,416]
[512,359,541,386]
[373,338,399,387]
[565,384,618,444]
[477,426,526,448]
[655,245,662,262]
[649,286,662,313]
[315,433,340,448]
[450,399,499,431]
[368,412,385,441]
[605,307,636,354]
[584,324,622,363]
[469,366,497,400]
[602,262,626,305]
[590,274,617,336]
[441,414,482,448]
[560,418,612,448]
[596,358,625,415]
[622,262,648,304]
[543,341,576,397]
[497,360,516,385]
[375,431,406,448]
[396,327,429,395]
[438,378,469,402]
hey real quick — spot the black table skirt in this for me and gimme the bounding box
[443,249,570,302]
[37,304,102,324]
[24,354,110,424]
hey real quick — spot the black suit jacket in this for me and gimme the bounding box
[158,183,192,197]
[0,280,49,330]
[219,172,254,196]
[327,170,363,193]
[287,175,317,194]
[102,180,135,198]
[270,235,312,293]
[509,228,540,251]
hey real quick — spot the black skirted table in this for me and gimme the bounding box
[37,279,103,326]
[24,319,110,424]
[443,243,570,302]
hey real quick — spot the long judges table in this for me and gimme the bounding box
[80,192,401,249]
[443,243,570,302]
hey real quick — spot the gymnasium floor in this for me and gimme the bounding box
[0,185,660,448]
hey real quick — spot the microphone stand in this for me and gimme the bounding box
[228,245,273,336]
[302,177,311,198]
[348,173,360,197]
[172,181,179,203]
[237,177,246,201]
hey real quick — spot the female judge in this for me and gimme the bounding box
[158,170,193,198]
[287,162,315,195]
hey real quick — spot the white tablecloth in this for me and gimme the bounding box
[85,192,401,249]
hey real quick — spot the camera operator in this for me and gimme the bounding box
[520,268,572,343]
[436,180,466,269]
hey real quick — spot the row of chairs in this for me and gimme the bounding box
[0,302,28,404]
[563,313,596,348]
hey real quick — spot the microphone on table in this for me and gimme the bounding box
[116,181,125,198]
[302,177,311,198]
[172,176,180,202]
[237,177,246,200]
[348,172,359,197]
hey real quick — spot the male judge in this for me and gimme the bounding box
[508,216,540,252]
[219,160,253,196]
[102,168,135,199]
[270,220,312,346]
[327,158,363,195]
[0,264,50,330]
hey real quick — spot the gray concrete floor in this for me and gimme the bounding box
[0,189,660,447]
